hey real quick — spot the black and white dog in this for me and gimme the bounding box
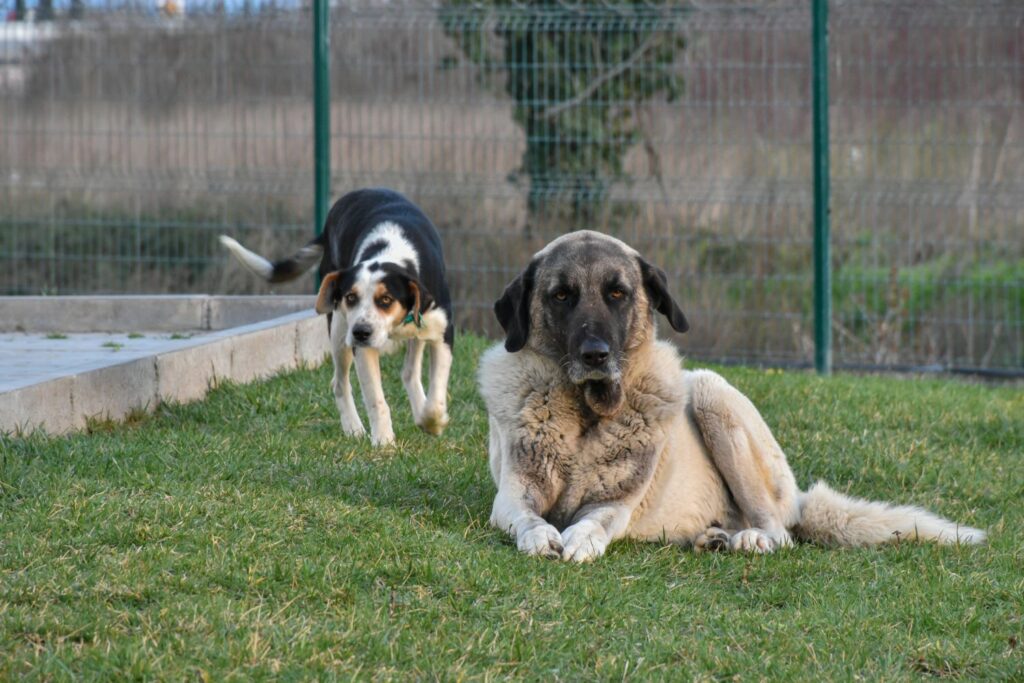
[220,188,454,446]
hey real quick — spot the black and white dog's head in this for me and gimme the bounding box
[315,227,436,350]
[223,189,450,352]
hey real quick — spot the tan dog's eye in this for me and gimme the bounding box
[553,290,569,302]
[609,289,625,300]
[378,295,393,307]
[344,292,358,306]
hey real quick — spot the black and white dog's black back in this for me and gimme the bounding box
[220,188,454,446]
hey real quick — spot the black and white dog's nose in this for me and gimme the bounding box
[580,338,610,368]
[351,324,373,344]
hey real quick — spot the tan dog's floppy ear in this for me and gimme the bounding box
[639,258,688,333]
[494,260,537,352]
[313,270,342,317]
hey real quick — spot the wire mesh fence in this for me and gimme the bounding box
[828,2,1024,372]
[1,0,1021,373]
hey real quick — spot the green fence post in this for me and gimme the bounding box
[313,0,330,287]
[811,0,832,375]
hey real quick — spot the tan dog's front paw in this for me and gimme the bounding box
[518,524,564,559]
[769,529,794,549]
[560,520,609,563]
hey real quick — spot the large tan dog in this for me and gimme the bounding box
[478,231,985,562]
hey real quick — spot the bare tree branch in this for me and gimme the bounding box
[539,35,660,120]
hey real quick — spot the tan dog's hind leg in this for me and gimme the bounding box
[688,370,800,553]
[693,526,731,553]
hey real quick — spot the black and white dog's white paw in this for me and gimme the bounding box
[417,408,450,436]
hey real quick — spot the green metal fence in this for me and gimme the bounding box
[1,0,1022,374]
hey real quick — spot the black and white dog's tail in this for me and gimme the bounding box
[793,481,986,547]
[219,234,325,283]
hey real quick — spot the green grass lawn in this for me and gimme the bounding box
[1,334,1022,680]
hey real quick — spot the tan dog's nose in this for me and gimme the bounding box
[580,337,610,368]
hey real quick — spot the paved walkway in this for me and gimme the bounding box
[0,296,328,434]
[0,332,220,392]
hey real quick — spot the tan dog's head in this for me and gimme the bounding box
[495,231,688,416]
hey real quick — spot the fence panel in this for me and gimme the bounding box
[0,1,314,296]
[328,2,820,366]
[1,0,1021,372]
[829,1,1024,371]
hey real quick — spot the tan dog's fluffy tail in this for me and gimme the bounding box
[793,481,986,547]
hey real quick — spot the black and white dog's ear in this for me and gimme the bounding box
[494,260,537,353]
[379,263,435,324]
[315,268,353,314]
[639,258,688,333]
[315,269,341,314]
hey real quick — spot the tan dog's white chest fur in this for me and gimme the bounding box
[482,340,734,547]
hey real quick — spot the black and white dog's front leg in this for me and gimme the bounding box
[330,317,365,437]
[401,338,451,436]
[419,340,452,435]
[401,339,428,424]
[354,346,395,447]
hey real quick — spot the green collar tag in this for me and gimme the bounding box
[403,312,421,328]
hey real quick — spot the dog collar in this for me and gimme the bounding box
[403,312,422,328]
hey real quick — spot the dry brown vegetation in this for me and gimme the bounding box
[1,1,1021,369]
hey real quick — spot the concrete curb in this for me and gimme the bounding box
[0,302,330,436]
[0,295,318,333]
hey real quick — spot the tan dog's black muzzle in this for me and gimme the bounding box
[579,336,610,368]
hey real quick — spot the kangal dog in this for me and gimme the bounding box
[478,231,985,562]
